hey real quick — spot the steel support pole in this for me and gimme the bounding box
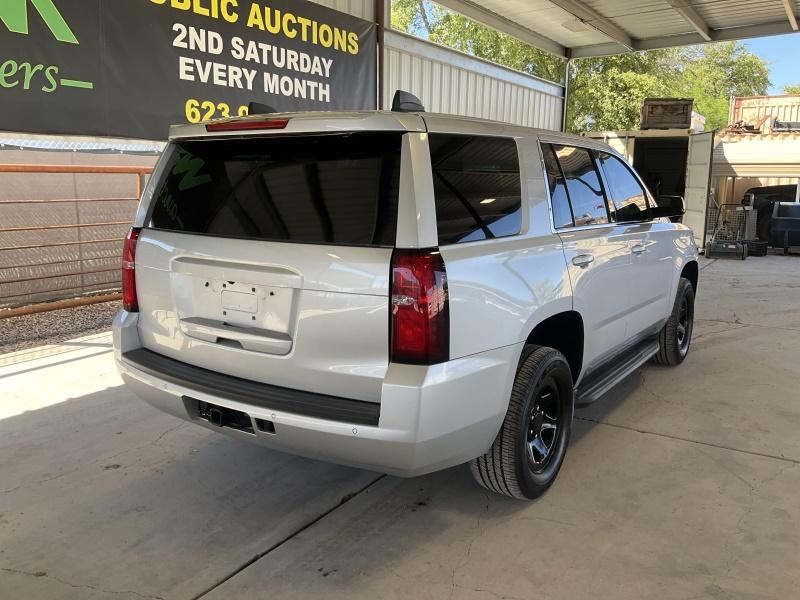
[561,59,572,132]
[375,0,386,110]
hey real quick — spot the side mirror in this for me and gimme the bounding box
[652,195,685,219]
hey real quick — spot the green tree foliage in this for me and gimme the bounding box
[391,0,566,83]
[784,84,800,94]
[566,51,675,131]
[672,43,771,131]
[391,1,771,132]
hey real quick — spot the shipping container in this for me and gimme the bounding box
[584,128,715,246]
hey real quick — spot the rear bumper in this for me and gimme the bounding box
[114,310,521,477]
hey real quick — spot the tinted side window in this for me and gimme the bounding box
[597,152,650,222]
[541,143,574,229]
[553,145,609,226]
[429,134,522,245]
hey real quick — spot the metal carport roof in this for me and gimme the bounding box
[430,0,800,57]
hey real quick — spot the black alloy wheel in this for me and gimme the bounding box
[471,345,574,500]
[676,293,693,357]
[653,276,695,366]
[527,379,561,472]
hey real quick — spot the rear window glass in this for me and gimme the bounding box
[148,133,402,246]
[429,134,522,245]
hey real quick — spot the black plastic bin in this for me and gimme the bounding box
[744,240,768,257]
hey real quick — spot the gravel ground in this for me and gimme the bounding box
[0,300,121,355]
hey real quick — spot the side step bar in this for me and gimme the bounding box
[574,338,659,407]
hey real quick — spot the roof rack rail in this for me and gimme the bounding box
[391,90,425,113]
[248,101,279,115]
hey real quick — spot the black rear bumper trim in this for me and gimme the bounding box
[122,348,381,426]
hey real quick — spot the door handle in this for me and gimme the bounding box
[572,254,594,268]
[631,244,647,255]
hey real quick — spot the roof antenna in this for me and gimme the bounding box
[248,101,278,115]
[391,90,425,113]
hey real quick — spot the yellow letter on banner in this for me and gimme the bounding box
[221,0,237,23]
[247,3,263,30]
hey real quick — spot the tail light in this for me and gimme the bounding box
[122,227,141,312]
[205,118,289,132]
[390,249,449,365]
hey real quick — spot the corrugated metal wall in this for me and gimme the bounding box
[306,4,565,131]
[383,31,564,130]
[714,176,799,207]
[714,134,800,177]
[307,0,375,21]
[731,96,800,132]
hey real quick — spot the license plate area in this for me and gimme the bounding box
[170,257,299,338]
[221,289,258,313]
[194,399,255,435]
[203,280,294,334]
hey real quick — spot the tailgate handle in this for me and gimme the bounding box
[179,317,292,355]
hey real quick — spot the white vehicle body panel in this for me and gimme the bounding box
[115,109,699,476]
[134,230,392,402]
[116,310,519,477]
[558,225,633,371]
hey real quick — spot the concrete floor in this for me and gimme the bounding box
[1,255,799,599]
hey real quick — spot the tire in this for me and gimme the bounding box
[470,345,574,500]
[653,277,695,366]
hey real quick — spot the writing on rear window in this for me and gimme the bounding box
[149,133,402,246]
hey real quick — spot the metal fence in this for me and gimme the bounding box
[0,164,153,317]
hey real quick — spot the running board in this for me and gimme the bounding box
[574,339,659,407]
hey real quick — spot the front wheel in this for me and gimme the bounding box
[470,345,574,500]
[653,277,695,366]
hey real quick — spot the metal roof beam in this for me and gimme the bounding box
[664,0,711,41]
[781,0,799,31]
[545,0,634,50]
[571,19,800,57]
[431,0,567,57]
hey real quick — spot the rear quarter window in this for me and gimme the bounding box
[148,133,402,247]
[428,134,522,245]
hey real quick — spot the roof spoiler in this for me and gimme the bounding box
[391,90,425,113]
[246,92,424,115]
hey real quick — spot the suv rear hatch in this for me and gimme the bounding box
[133,129,404,403]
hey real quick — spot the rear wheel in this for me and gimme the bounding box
[653,277,695,366]
[470,345,573,500]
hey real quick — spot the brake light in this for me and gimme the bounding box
[390,249,449,365]
[205,118,289,132]
[122,228,141,312]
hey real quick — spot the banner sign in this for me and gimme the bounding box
[0,0,377,140]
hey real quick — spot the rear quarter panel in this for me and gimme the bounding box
[437,136,572,360]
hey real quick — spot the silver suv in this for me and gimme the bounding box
[114,93,698,499]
